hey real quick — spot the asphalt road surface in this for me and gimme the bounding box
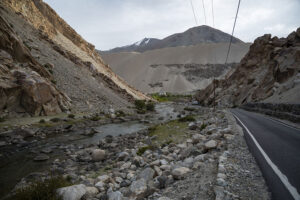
[231,109,300,200]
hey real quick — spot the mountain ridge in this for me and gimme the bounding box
[102,25,243,53]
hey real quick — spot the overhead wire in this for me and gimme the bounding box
[225,0,241,64]
[211,0,215,27]
[202,0,207,25]
[189,0,198,25]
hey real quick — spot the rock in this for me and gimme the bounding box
[204,140,217,149]
[130,179,148,199]
[160,165,171,171]
[0,141,7,147]
[192,134,204,144]
[34,154,49,161]
[85,186,99,196]
[57,184,86,200]
[183,157,194,168]
[121,161,131,170]
[137,167,155,182]
[118,152,129,161]
[216,178,227,187]
[95,181,105,191]
[91,149,106,161]
[171,167,190,180]
[188,122,197,130]
[180,146,198,159]
[158,197,171,200]
[194,154,205,162]
[157,175,167,189]
[97,175,110,183]
[41,148,52,154]
[154,166,162,176]
[107,190,123,200]
[120,180,131,188]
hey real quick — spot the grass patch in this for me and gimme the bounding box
[178,115,196,122]
[0,117,6,123]
[89,115,101,121]
[116,110,126,117]
[50,118,61,122]
[150,93,192,102]
[200,123,207,131]
[137,145,155,156]
[8,176,72,200]
[68,114,75,119]
[148,120,189,145]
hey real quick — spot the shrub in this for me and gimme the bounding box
[50,118,60,122]
[137,146,154,156]
[0,117,5,123]
[68,114,75,119]
[200,123,207,131]
[146,102,155,111]
[116,110,125,117]
[134,100,146,110]
[137,110,146,114]
[90,115,101,121]
[39,119,46,123]
[178,115,196,122]
[8,176,71,200]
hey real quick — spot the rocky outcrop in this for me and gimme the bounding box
[0,14,70,117]
[196,28,300,107]
[1,0,150,102]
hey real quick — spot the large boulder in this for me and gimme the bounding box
[130,179,148,199]
[137,167,155,182]
[56,184,86,200]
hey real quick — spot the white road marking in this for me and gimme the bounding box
[232,113,300,200]
[266,117,300,132]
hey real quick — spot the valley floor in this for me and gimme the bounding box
[0,103,270,200]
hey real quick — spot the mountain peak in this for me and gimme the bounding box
[104,26,243,53]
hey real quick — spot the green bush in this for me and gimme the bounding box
[137,110,146,114]
[146,102,155,111]
[39,119,46,123]
[116,110,125,117]
[178,115,196,122]
[8,176,71,200]
[134,100,146,110]
[50,118,60,122]
[68,114,75,119]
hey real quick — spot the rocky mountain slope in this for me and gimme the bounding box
[103,25,243,53]
[196,28,300,107]
[0,0,149,118]
[102,42,250,94]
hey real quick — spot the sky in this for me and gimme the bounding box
[44,0,300,50]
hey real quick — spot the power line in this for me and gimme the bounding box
[225,0,241,64]
[211,0,215,27]
[202,0,207,25]
[189,0,198,25]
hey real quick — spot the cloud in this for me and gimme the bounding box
[44,0,300,50]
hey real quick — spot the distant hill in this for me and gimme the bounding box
[102,25,243,53]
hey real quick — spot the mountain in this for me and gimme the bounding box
[196,28,300,107]
[0,0,149,118]
[102,42,250,93]
[103,25,243,53]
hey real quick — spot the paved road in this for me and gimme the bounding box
[231,109,300,200]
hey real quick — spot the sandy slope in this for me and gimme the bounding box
[102,43,250,93]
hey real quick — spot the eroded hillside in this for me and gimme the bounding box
[0,0,149,117]
[196,28,300,106]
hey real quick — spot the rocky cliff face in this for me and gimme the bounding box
[196,28,300,107]
[0,0,149,117]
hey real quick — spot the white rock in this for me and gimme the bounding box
[115,177,123,184]
[121,161,131,169]
[217,178,227,186]
[171,167,190,180]
[91,149,106,161]
[85,186,99,196]
[56,184,86,200]
[108,190,123,200]
[160,165,171,171]
[97,174,110,183]
[160,159,168,165]
[204,140,217,149]
[158,197,172,200]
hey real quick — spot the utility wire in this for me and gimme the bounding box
[211,0,215,27]
[189,0,198,25]
[225,0,241,64]
[202,0,207,25]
